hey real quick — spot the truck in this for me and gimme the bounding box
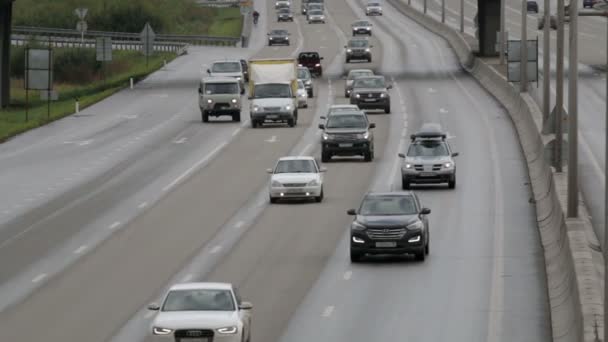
[248,59,299,128]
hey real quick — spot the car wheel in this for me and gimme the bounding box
[202,110,209,123]
[321,151,331,163]
[384,105,390,114]
[368,57,372,63]
[233,112,241,122]
[309,89,314,98]
[448,177,456,189]
[270,196,278,204]
[350,249,363,262]
[251,120,258,128]
[288,118,295,127]
[315,188,323,202]
[415,250,425,261]
[346,57,350,63]
[364,150,373,162]
[401,177,410,190]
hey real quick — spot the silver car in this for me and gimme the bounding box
[268,156,326,203]
[148,282,252,342]
[398,123,459,189]
[365,2,383,15]
[352,20,372,36]
[344,69,374,97]
[207,60,245,94]
[296,80,308,108]
[297,66,314,97]
[307,9,326,23]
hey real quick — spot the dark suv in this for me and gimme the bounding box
[318,110,375,162]
[350,75,392,113]
[527,1,538,13]
[298,52,323,77]
[348,192,431,262]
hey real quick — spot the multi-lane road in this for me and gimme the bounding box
[0,0,551,341]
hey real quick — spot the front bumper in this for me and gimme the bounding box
[297,96,307,107]
[308,17,325,23]
[366,9,382,15]
[346,52,371,60]
[322,140,371,156]
[269,38,289,45]
[201,102,241,115]
[270,185,322,199]
[149,331,241,342]
[251,111,294,121]
[350,97,389,109]
[350,231,424,256]
[278,16,294,21]
[401,169,455,184]
[352,28,372,35]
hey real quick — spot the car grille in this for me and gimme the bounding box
[358,92,381,98]
[283,183,307,187]
[213,103,230,109]
[367,228,407,240]
[174,329,214,339]
[414,164,442,171]
[263,107,282,112]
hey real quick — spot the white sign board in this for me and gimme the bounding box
[507,40,538,62]
[25,48,53,90]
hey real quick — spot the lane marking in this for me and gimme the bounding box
[322,306,335,317]
[182,274,194,282]
[235,221,245,228]
[109,221,121,229]
[173,137,188,144]
[209,245,222,254]
[343,271,352,280]
[162,143,227,192]
[428,87,437,93]
[265,135,278,143]
[300,143,313,156]
[73,245,88,254]
[32,273,47,283]
[232,128,241,137]
[440,108,449,114]
[138,202,148,209]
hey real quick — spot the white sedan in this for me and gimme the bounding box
[148,282,252,342]
[268,156,326,203]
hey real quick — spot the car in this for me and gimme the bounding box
[302,0,324,14]
[344,69,374,97]
[250,82,298,127]
[198,77,242,123]
[275,0,290,9]
[365,2,383,15]
[277,8,294,21]
[527,0,538,13]
[398,123,459,189]
[318,109,375,162]
[267,156,326,203]
[268,29,290,46]
[321,104,361,120]
[148,282,252,342]
[307,3,324,12]
[296,80,308,108]
[352,20,372,35]
[297,66,314,97]
[297,51,324,77]
[583,0,596,8]
[307,9,326,23]
[348,192,431,262]
[240,59,249,82]
[349,75,392,113]
[207,60,245,94]
[345,38,373,63]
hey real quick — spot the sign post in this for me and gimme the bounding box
[96,37,112,85]
[74,8,88,46]
[25,47,53,122]
[140,23,156,68]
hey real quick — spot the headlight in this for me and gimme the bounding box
[271,180,282,187]
[315,63,321,67]
[357,132,370,139]
[352,221,366,231]
[407,221,424,231]
[355,93,361,98]
[217,326,238,334]
[207,99,213,104]
[347,49,352,52]
[322,133,331,140]
[286,37,290,39]
[231,99,238,103]
[444,162,453,168]
[153,327,173,335]
[305,80,311,85]
[269,37,274,40]
[253,105,260,112]
[404,163,413,169]
[307,179,319,186]
[285,105,292,110]
[380,93,386,98]
[365,48,370,52]
[236,77,241,81]
[366,27,371,30]
[408,235,421,243]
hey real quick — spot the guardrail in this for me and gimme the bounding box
[196,0,240,8]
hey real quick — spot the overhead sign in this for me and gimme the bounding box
[96,37,112,61]
[140,22,156,56]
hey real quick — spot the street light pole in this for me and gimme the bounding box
[542,0,551,126]
[460,0,464,32]
[554,0,565,172]
[605,16,608,342]
[567,0,579,217]
[442,0,445,23]
[520,0,528,92]
[500,0,506,65]
[424,0,427,14]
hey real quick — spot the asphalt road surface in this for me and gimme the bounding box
[0,0,551,341]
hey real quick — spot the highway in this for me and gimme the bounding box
[0,0,551,341]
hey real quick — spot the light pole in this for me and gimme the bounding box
[499,0,506,65]
[554,0,565,172]
[567,0,579,217]
[520,0,528,92]
[442,0,445,23]
[542,0,551,127]
[424,0,427,14]
[460,0,464,32]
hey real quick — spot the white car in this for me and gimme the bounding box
[207,60,245,94]
[307,9,326,23]
[296,80,308,108]
[148,282,252,342]
[268,156,326,203]
[365,2,383,15]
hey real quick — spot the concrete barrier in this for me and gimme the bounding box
[386,0,603,341]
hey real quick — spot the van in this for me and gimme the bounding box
[199,77,242,123]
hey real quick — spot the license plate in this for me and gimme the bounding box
[266,114,279,119]
[420,172,436,177]
[376,241,396,248]
[339,143,353,147]
[364,99,376,102]
[286,188,302,193]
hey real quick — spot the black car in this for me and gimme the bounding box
[268,29,290,46]
[318,110,375,162]
[584,0,595,8]
[348,192,431,262]
[277,8,294,21]
[527,1,538,13]
[297,51,323,77]
[349,75,392,113]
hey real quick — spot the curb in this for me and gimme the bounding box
[386,0,604,341]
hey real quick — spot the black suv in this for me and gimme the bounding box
[298,52,323,77]
[348,192,431,262]
[527,1,538,13]
[318,110,375,162]
[350,75,392,113]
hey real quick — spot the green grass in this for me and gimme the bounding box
[207,8,244,37]
[0,51,175,142]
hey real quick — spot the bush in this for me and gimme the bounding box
[11,46,99,84]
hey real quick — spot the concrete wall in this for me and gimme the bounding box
[386,0,604,340]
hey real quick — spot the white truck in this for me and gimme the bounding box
[248,59,298,128]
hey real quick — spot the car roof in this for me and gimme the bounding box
[352,20,370,24]
[412,123,446,140]
[278,156,316,161]
[365,191,415,198]
[330,104,359,109]
[202,77,239,83]
[348,69,373,74]
[169,282,233,291]
[211,60,240,64]
[330,110,366,116]
[355,75,384,80]
[270,29,288,33]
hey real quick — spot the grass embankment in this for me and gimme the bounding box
[0,49,174,142]
[13,0,243,37]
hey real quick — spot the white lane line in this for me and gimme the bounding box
[300,143,313,156]
[73,245,88,254]
[232,128,241,137]
[32,273,47,283]
[162,143,227,192]
[343,271,352,280]
[144,311,156,319]
[439,108,448,114]
[322,306,335,317]
[173,137,188,144]
[235,221,245,228]
[182,274,194,282]
[265,135,278,143]
[138,202,148,209]
[428,88,437,93]
[109,221,121,230]
[209,245,223,254]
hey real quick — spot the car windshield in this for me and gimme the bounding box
[353,77,384,88]
[212,62,240,73]
[162,289,235,311]
[299,53,320,62]
[271,30,288,35]
[353,21,370,26]
[298,68,311,79]
[309,10,323,15]
[326,114,367,129]
[348,40,369,48]
[275,159,317,173]
[368,3,381,6]
[348,70,373,80]
[254,84,291,98]
[407,141,449,157]
[359,196,417,216]
[204,83,239,95]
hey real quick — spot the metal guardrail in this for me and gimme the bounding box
[196,0,240,8]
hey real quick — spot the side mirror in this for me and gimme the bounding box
[370,45,374,48]
[410,134,416,140]
[387,84,393,89]
[148,303,160,311]
[206,69,211,74]
[347,209,357,216]
[266,168,273,174]
[239,302,253,310]
[341,75,346,79]
[398,153,405,158]
[369,123,376,129]
[319,115,326,120]
[452,152,459,157]
[318,123,325,129]
[319,167,327,172]
[320,57,324,60]
[344,45,348,48]
[420,208,431,215]
[198,87,202,94]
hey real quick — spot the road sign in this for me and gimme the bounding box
[74,7,88,20]
[140,22,156,57]
[96,37,112,62]
[76,20,88,33]
[25,48,53,90]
